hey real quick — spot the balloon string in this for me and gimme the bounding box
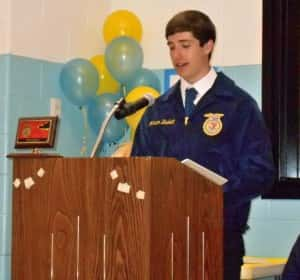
[80,106,89,156]
[122,85,127,97]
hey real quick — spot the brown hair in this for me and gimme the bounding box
[165,10,216,46]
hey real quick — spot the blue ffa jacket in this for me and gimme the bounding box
[282,235,300,280]
[131,72,275,233]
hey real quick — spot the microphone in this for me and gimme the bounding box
[114,94,155,119]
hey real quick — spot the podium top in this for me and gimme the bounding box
[7,153,63,159]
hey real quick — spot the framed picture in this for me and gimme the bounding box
[15,116,58,148]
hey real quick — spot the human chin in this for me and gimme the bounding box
[175,63,189,75]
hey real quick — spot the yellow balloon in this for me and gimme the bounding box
[103,10,143,43]
[125,86,160,138]
[90,55,120,95]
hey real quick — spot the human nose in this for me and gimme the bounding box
[171,48,183,60]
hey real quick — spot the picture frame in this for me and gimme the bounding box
[15,116,58,149]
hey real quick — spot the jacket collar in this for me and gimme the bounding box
[160,71,236,103]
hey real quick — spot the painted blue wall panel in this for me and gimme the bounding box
[9,56,42,98]
[249,198,271,219]
[245,219,300,256]
[269,200,300,220]
[0,176,5,214]
[0,177,11,215]
[40,61,63,99]
[0,55,9,98]
[0,177,9,215]
[0,255,11,280]
[0,135,6,174]
[0,214,11,255]
[0,96,8,134]
[219,65,261,107]
[0,54,11,279]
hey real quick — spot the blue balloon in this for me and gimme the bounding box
[87,93,128,143]
[60,58,99,106]
[105,36,143,84]
[125,68,161,93]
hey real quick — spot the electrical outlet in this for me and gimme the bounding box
[50,98,61,117]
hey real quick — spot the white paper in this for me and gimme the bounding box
[24,177,35,189]
[13,178,21,188]
[136,190,145,200]
[110,169,119,180]
[117,182,131,194]
[37,168,45,178]
[181,158,228,186]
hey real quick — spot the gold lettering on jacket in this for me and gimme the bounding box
[148,119,176,126]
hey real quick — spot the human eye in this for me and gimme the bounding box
[167,42,175,51]
[182,42,191,48]
[169,45,175,51]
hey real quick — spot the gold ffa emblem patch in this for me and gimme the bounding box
[202,113,224,136]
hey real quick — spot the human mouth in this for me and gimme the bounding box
[176,62,188,70]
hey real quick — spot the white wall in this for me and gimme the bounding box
[99,0,262,68]
[0,0,10,53]
[9,0,109,61]
[2,0,261,67]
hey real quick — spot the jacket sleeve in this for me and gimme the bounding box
[223,98,275,208]
[282,235,300,280]
[131,111,156,156]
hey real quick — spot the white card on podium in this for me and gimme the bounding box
[181,158,228,186]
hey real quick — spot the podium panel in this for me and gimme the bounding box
[9,156,223,279]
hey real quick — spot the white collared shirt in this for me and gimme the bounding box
[180,67,217,108]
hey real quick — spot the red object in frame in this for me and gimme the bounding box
[15,116,58,148]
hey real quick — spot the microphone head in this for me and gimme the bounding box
[114,93,156,120]
[143,93,155,106]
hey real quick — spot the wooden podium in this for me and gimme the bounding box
[9,155,223,279]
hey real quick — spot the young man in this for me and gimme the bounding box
[282,235,300,280]
[131,10,275,279]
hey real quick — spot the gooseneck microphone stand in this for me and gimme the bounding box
[90,98,125,158]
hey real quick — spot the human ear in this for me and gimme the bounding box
[203,39,214,55]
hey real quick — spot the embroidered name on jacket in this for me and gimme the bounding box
[148,119,176,126]
[203,113,224,136]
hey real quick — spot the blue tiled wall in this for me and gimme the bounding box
[1,54,300,279]
[0,54,10,280]
[8,55,133,157]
